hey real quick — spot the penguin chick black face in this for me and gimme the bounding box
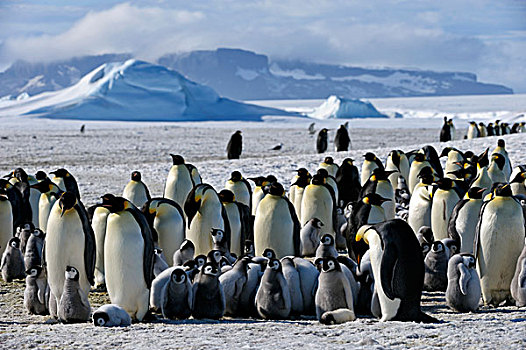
[170,154,185,165]
[317,257,340,273]
[9,237,20,249]
[171,268,187,284]
[263,248,276,260]
[211,228,224,243]
[202,263,219,276]
[431,241,445,253]
[219,257,231,268]
[460,253,476,269]
[59,192,77,217]
[25,266,42,278]
[93,312,109,327]
[65,266,80,281]
[207,250,222,264]
[268,258,281,271]
[320,234,334,246]
[154,248,163,255]
[312,218,324,229]
[131,171,142,181]
[195,255,206,268]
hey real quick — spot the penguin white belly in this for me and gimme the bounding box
[386,170,400,192]
[92,207,109,286]
[0,200,13,253]
[252,187,265,216]
[376,181,395,220]
[122,182,148,208]
[45,204,89,303]
[29,188,40,227]
[292,186,304,220]
[467,125,478,139]
[477,199,525,305]
[225,182,250,208]
[187,201,224,256]
[361,163,378,186]
[164,165,193,208]
[407,186,432,233]
[492,150,511,181]
[254,197,294,259]
[368,233,401,321]
[288,185,296,204]
[39,193,57,231]
[511,182,526,196]
[399,158,410,184]
[471,168,492,193]
[300,186,334,235]
[431,190,460,240]
[455,200,483,254]
[224,203,242,257]
[154,208,184,266]
[105,212,149,320]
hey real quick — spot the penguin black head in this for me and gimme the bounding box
[311,174,326,186]
[32,228,45,238]
[21,222,35,231]
[297,168,310,177]
[101,194,130,213]
[183,260,198,272]
[210,228,225,243]
[497,139,505,148]
[8,237,20,249]
[362,193,390,206]
[35,171,47,181]
[194,255,207,268]
[268,258,281,271]
[65,266,80,281]
[435,178,454,190]
[413,153,426,162]
[248,176,266,186]
[477,148,489,168]
[323,157,334,164]
[510,171,526,184]
[370,168,395,182]
[464,151,474,159]
[317,257,340,273]
[310,218,324,229]
[219,256,231,269]
[467,187,485,199]
[180,239,195,252]
[131,171,142,181]
[218,189,235,203]
[320,234,334,246]
[25,266,42,278]
[235,130,242,135]
[316,168,329,178]
[490,153,505,170]
[170,154,185,165]
[93,311,110,327]
[440,147,452,158]
[59,192,77,217]
[266,175,277,184]
[263,248,276,260]
[363,152,377,161]
[460,253,476,269]
[495,183,512,197]
[207,249,222,264]
[50,168,70,178]
[244,240,254,255]
[171,268,187,284]
[154,247,163,256]
[230,171,242,182]
[268,182,285,196]
[320,128,328,134]
[202,262,219,276]
[431,241,445,254]
[417,226,434,243]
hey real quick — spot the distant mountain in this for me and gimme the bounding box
[0,60,291,121]
[159,48,513,100]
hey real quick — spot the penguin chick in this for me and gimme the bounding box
[423,241,449,292]
[511,243,526,307]
[172,239,195,266]
[211,228,236,264]
[149,267,176,312]
[192,262,225,319]
[161,267,193,320]
[93,304,131,327]
[315,234,338,259]
[446,254,481,312]
[255,258,291,319]
[24,229,45,270]
[153,248,169,277]
[58,266,91,323]
[24,266,49,315]
[1,237,25,282]
[17,222,34,254]
[300,218,324,257]
[219,256,252,316]
[281,256,304,315]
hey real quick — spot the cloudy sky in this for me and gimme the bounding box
[1,0,525,91]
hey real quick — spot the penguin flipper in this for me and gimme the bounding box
[379,243,399,301]
[220,205,232,251]
[285,198,301,256]
[76,202,96,286]
[473,200,490,260]
[447,199,468,245]
[457,263,471,296]
[236,202,252,245]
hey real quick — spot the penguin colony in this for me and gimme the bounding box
[1,131,526,328]
[440,118,525,142]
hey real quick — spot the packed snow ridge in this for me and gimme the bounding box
[0,59,292,121]
[309,95,388,119]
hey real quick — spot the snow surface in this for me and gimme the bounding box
[309,95,387,119]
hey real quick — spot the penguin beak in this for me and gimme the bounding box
[355,225,371,244]
[60,206,66,217]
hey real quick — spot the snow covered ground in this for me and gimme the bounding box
[0,95,525,349]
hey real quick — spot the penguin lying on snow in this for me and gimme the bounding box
[93,304,131,327]
[446,254,481,312]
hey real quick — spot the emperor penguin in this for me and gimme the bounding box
[44,192,95,315]
[102,195,154,321]
[93,304,131,327]
[446,254,481,312]
[89,202,110,289]
[466,121,480,139]
[0,188,13,253]
[224,170,252,208]
[161,267,193,320]
[439,116,451,142]
[184,184,231,256]
[249,175,277,216]
[1,237,25,281]
[385,150,410,190]
[359,169,396,220]
[447,187,485,253]
[408,153,432,194]
[423,241,449,292]
[420,145,443,179]
[30,176,62,231]
[334,124,351,152]
[335,158,361,207]
[254,183,300,259]
[27,174,40,227]
[255,258,291,319]
[172,239,195,266]
[316,128,328,153]
[122,171,151,209]
[0,178,24,231]
[6,168,32,225]
[448,119,456,140]
[361,152,384,186]
[289,168,311,219]
[142,197,185,266]
[431,178,461,241]
[292,257,319,315]
[475,184,525,306]
[219,257,252,316]
[24,228,45,270]
[315,256,356,324]
[316,168,339,206]
[510,242,526,306]
[192,262,225,319]
[49,168,80,199]
[486,123,495,136]
[300,174,337,237]
[300,218,324,257]
[280,256,304,315]
[58,266,91,323]
[469,148,492,195]
[319,156,339,178]
[478,122,488,137]
[356,220,437,323]
[164,154,201,209]
[226,130,243,159]
[440,147,465,178]
[487,153,507,184]
[315,233,338,259]
[218,189,252,257]
[491,139,512,181]
[24,265,49,315]
[510,169,526,196]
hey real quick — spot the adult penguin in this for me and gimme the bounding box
[486,123,495,136]
[300,174,337,236]
[478,122,488,137]
[30,175,63,231]
[316,168,339,204]
[361,152,384,186]
[101,195,154,321]
[491,139,512,181]
[494,120,501,136]
[475,184,525,306]
[447,187,485,254]
[420,145,443,179]
[44,192,95,318]
[359,169,396,220]
[431,178,461,241]
[5,168,32,226]
[224,170,252,208]
[184,184,231,256]
[49,168,80,199]
[385,150,410,190]
[248,175,275,216]
[356,220,437,323]
[469,148,492,195]
[0,188,13,252]
[289,169,311,219]
[466,121,480,139]
[254,183,300,259]
[448,119,456,140]
[0,179,24,231]
[226,130,243,159]
[408,153,432,195]
[319,156,339,178]
[440,147,465,178]
[316,128,328,153]
[439,116,451,142]
[487,153,507,184]
[334,125,351,152]
[122,171,151,209]
[511,243,526,306]
[510,169,526,196]
[218,189,252,257]
[90,201,110,289]
[142,198,185,266]
[164,154,201,209]
[335,158,361,207]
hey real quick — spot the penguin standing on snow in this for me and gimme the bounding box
[300,218,324,257]
[511,242,526,307]
[334,125,351,152]
[431,178,461,241]
[423,241,450,292]
[335,158,361,207]
[164,154,201,209]
[466,121,480,139]
[0,179,24,231]
[24,265,49,315]
[1,237,25,282]
[218,189,252,257]
[161,267,193,320]
[385,150,410,191]
[122,171,151,209]
[224,171,252,208]
[361,152,384,186]
[102,195,154,321]
[24,228,45,270]
[316,128,328,153]
[446,254,481,312]
[356,220,437,323]
[172,239,195,266]
[447,187,485,253]
[360,169,396,220]
[300,174,337,237]
[491,139,512,182]
[440,116,451,142]
[58,266,91,323]
[227,130,243,159]
[30,175,63,231]
[408,153,432,194]
[319,156,339,178]
[475,184,525,306]
[289,168,312,219]
[89,202,110,290]
[255,258,291,319]
[192,262,225,319]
